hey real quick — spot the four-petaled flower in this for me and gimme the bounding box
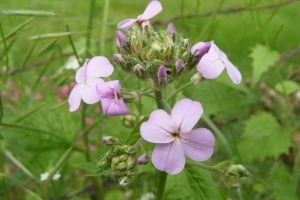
[96,80,130,116]
[68,56,114,112]
[117,0,162,30]
[140,98,215,174]
[192,41,242,84]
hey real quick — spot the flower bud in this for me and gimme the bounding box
[98,157,110,169]
[126,146,137,155]
[131,36,144,55]
[119,154,129,162]
[191,72,205,86]
[119,176,132,187]
[113,53,124,65]
[113,145,122,155]
[120,145,129,154]
[193,42,211,59]
[134,64,147,81]
[117,162,127,171]
[116,30,127,47]
[155,65,168,92]
[223,164,251,190]
[102,136,119,146]
[126,156,137,169]
[167,23,175,36]
[171,59,184,80]
[126,165,139,177]
[137,154,150,165]
[163,45,174,65]
[122,91,139,103]
[105,149,115,160]
[120,114,137,128]
[112,156,120,165]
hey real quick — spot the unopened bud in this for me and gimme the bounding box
[113,145,122,155]
[158,65,167,79]
[105,149,115,160]
[163,46,173,65]
[122,91,139,103]
[134,64,147,80]
[167,23,175,36]
[126,165,139,177]
[116,30,127,47]
[171,59,184,80]
[223,164,251,190]
[193,42,211,59]
[120,114,137,128]
[117,162,126,171]
[120,145,129,154]
[137,154,150,165]
[119,154,129,162]
[102,136,119,146]
[112,156,120,165]
[119,176,132,187]
[131,37,143,55]
[113,53,124,64]
[98,157,110,169]
[126,156,137,169]
[155,65,168,92]
[126,146,137,155]
[191,72,205,86]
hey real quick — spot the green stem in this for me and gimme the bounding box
[138,90,154,96]
[186,161,223,173]
[66,25,82,65]
[201,114,233,157]
[166,81,194,102]
[154,90,168,199]
[0,21,9,85]
[82,104,90,162]
[293,147,300,192]
[86,0,96,58]
[100,0,110,54]
[133,137,145,149]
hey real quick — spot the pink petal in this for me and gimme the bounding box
[197,51,225,79]
[86,56,114,78]
[224,59,242,84]
[101,98,130,116]
[141,110,177,143]
[80,82,100,104]
[117,19,138,30]
[75,62,87,83]
[180,128,215,161]
[171,99,203,132]
[191,42,205,54]
[152,139,185,174]
[96,82,113,99]
[68,84,81,112]
[140,0,162,20]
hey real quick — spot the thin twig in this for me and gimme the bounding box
[152,0,295,26]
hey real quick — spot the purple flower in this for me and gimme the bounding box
[167,23,175,36]
[116,30,127,47]
[68,56,114,112]
[117,0,162,30]
[191,42,211,59]
[140,99,215,174]
[157,65,167,79]
[96,80,130,116]
[192,41,242,84]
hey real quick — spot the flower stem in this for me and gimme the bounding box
[166,81,194,102]
[186,161,223,173]
[154,90,168,199]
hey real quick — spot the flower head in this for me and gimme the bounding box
[68,56,114,112]
[117,0,162,30]
[192,41,242,84]
[140,99,215,174]
[96,80,130,116]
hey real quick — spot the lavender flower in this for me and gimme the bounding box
[140,99,215,174]
[116,30,127,47]
[96,80,130,116]
[117,0,162,30]
[68,56,114,112]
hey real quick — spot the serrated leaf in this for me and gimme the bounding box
[268,164,298,200]
[185,165,221,200]
[275,81,299,95]
[250,44,280,89]
[126,115,149,145]
[238,112,291,163]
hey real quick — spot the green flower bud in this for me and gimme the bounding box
[131,36,144,55]
[120,114,137,129]
[117,162,127,171]
[122,91,139,103]
[98,157,110,169]
[134,64,148,81]
[163,45,174,65]
[126,156,137,169]
[102,136,119,146]
[120,145,129,154]
[119,154,129,162]
[126,146,137,155]
[126,165,139,177]
[111,156,120,165]
[191,72,205,86]
[119,176,132,187]
[105,149,115,160]
[223,164,251,190]
[146,63,159,78]
[113,145,122,155]
[181,51,192,63]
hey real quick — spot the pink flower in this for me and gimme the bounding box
[62,85,69,96]
[96,80,130,116]
[140,99,215,174]
[192,41,242,84]
[117,0,162,30]
[68,56,114,112]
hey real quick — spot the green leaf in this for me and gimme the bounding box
[238,112,291,163]
[104,189,124,200]
[1,10,55,16]
[185,165,221,200]
[250,44,280,89]
[268,164,298,200]
[165,171,190,199]
[275,81,299,95]
[126,115,149,145]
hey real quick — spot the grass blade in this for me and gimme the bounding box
[29,32,71,40]
[0,17,34,41]
[1,10,55,16]
[0,22,9,85]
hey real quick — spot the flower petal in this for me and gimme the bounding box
[85,56,114,78]
[68,84,81,112]
[96,82,113,99]
[80,82,100,104]
[180,128,215,161]
[140,110,176,143]
[191,42,205,54]
[171,99,203,132]
[117,19,138,30]
[75,62,87,83]
[140,0,162,20]
[101,98,130,116]
[152,139,185,174]
[224,59,242,84]
[197,51,225,79]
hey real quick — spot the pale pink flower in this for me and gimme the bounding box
[68,56,114,112]
[117,0,162,30]
[34,93,42,101]
[192,41,242,84]
[40,76,47,82]
[94,107,101,113]
[62,85,69,96]
[96,80,130,116]
[85,117,93,125]
[13,90,19,99]
[141,98,215,174]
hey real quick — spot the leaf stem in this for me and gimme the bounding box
[86,0,96,58]
[186,161,223,173]
[100,0,110,54]
[166,81,194,102]
[0,22,9,85]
